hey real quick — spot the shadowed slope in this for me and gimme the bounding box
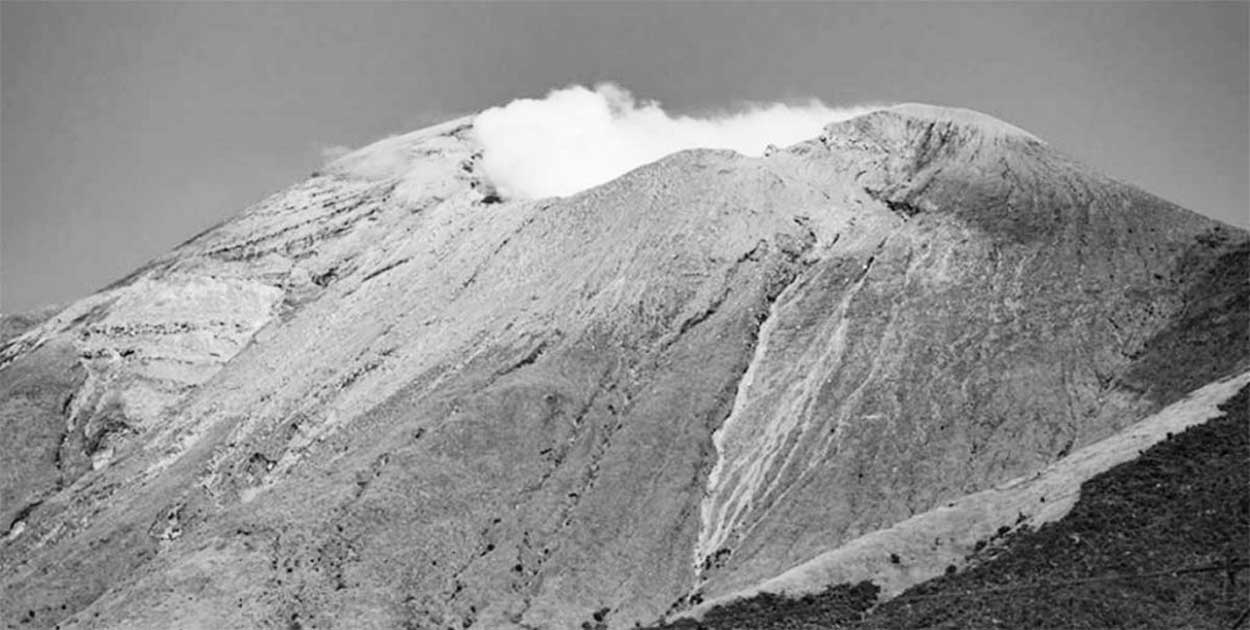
[859,383,1249,629]
[646,383,1249,630]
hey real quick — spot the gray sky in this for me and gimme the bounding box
[2,2,1247,313]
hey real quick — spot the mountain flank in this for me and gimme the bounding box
[653,382,1248,629]
[1,104,1246,630]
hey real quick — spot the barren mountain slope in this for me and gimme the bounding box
[1,105,1245,630]
[657,382,1248,630]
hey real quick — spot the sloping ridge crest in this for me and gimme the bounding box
[320,101,1040,195]
[873,102,1042,141]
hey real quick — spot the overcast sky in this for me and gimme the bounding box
[2,2,1247,312]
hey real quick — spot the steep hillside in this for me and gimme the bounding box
[680,367,1250,616]
[1,104,1246,630]
[656,383,1248,629]
[858,382,1249,629]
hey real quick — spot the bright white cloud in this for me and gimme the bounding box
[472,83,881,200]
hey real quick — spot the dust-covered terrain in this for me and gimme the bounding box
[2,103,1246,630]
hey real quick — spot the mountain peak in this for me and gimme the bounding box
[878,103,1041,141]
[2,91,1246,630]
[814,102,1045,174]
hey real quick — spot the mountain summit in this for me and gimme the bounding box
[2,104,1246,629]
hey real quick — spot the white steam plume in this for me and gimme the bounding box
[472,83,881,200]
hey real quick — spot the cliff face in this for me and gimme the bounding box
[1,105,1245,630]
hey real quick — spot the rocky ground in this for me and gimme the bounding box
[2,105,1246,629]
[649,384,1248,630]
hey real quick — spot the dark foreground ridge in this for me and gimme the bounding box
[650,385,1250,630]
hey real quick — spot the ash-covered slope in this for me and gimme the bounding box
[1,105,1246,630]
[651,382,1249,630]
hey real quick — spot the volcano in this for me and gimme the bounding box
[1,103,1246,630]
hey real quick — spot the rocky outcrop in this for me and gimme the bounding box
[1,104,1245,630]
